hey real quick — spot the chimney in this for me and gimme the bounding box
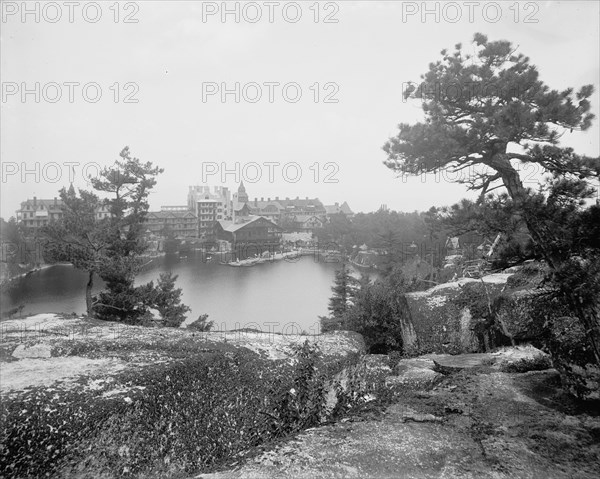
[296,196,299,200]
[286,197,290,201]
[268,197,271,201]
[254,198,258,206]
[54,197,57,206]
[33,197,37,207]
[305,196,308,200]
[335,202,339,207]
[261,197,264,202]
[276,196,279,201]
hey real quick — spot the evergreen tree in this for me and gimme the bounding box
[143,273,191,327]
[90,147,164,322]
[320,263,358,332]
[327,263,358,318]
[43,147,190,326]
[383,33,600,362]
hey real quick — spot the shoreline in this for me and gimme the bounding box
[0,263,71,286]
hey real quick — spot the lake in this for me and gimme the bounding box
[1,252,350,333]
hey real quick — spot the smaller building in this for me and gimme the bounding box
[144,210,197,238]
[215,216,283,256]
[16,196,111,236]
[292,214,324,233]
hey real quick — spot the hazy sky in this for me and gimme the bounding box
[1,0,599,218]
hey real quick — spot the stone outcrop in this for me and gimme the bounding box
[0,314,365,395]
[400,268,600,400]
[402,273,513,354]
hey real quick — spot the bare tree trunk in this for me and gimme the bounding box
[86,271,94,317]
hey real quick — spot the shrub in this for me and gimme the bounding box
[329,355,394,419]
[0,386,129,478]
[0,342,378,478]
[339,276,408,353]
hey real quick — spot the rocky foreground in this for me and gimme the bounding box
[1,314,599,478]
[200,349,600,479]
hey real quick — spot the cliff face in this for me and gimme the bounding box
[400,269,600,400]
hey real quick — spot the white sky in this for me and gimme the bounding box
[1,0,599,218]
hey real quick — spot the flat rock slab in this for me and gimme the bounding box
[1,357,127,393]
[12,343,53,358]
[429,353,493,373]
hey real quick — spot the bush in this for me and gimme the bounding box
[329,356,394,419]
[336,269,412,353]
[0,386,129,478]
[0,342,379,478]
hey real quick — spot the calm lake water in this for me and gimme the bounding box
[1,253,347,333]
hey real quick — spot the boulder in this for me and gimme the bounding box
[403,273,513,354]
[386,368,443,391]
[430,353,494,374]
[387,356,443,390]
[491,344,552,371]
[493,289,565,343]
[12,343,53,358]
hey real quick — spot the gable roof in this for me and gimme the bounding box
[339,201,353,215]
[294,214,323,224]
[217,216,282,233]
[20,198,64,210]
[324,202,353,215]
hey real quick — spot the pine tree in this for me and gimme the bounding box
[90,147,164,322]
[383,33,600,363]
[144,273,191,327]
[327,263,358,319]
